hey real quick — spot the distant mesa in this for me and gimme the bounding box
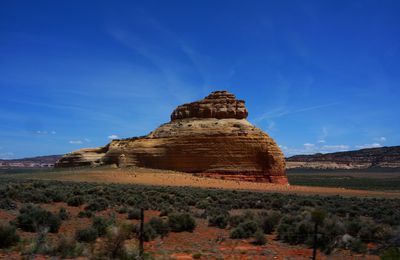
[56,90,288,184]
[0,155,62,168]
[286,145,400,170]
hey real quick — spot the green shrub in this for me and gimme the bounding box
[30,229,52,255]
[192,252,202,259]
[168,213,196,232]
[230,226,247,239]
[318,216,346,254]
[58,208,70,220]
[346,219,362,237]
[20,191,50,204]
[52,236,83,258]
[84,198,108,212]
[51,192,65,202]
[348,238,367,253]
[100,224,134,259]
[259,210,281,234]
[381,247,400,260]
[159,207,173,217]
[117,206,128,214]
[45,189,65,203]
[67,196,84,207]
[16,204,61,233]
[149,217,170,237]
[277,214,314,245]
[253,229,266,245]
[230,221,259,239]
[229,214,245,228]
[75,227,98,243]
[78,210,93,218]
[0,198,17,210]
[127,208,141,220]
[143,223,157,242]
[92,216,112,236]
[0,224,20,248]
[208,214,229,229]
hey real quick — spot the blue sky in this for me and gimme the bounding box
[1,0,399,159]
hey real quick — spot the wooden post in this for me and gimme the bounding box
[312,222,318,260]
[139,208,144,258]
[311,209,325,260]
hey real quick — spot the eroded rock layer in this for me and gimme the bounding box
[171,90,248,120]
[286,146,400,169]
[55,146,108,168]
[56,91,288,184]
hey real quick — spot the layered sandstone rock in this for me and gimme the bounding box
[171,90,248,120]
[55,146,108,168]
[286,146,400,170]
[56,90,288,184]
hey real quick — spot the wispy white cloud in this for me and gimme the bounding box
[281,142,350,156]
[255,102,340,122]
[355,143,382,149]
[108,134,119,140]
[320,145,350,152]
[374,136,386,142]
[318,126,329,142]
[69,140,82,144]
[107,22,202,104]
[303,143,315,149]
[36,130,56,135]
[267,121,276,131]
[0,152,14,159]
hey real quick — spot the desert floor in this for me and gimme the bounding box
[4,166,399,198]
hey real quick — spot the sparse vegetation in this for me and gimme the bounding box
[287,170,400,191]
[92,216,113,236]
[168,213,196,232]
[52,235,83,258]
[75,227,98,243]
[253,229,267,245]
[16,204,61,233]
[0,177,398,258]
[208,213,229,229]
[127,208,141,220]
[67,195,84,207]
[230,221,258,239]
[0,224,20,248]
[148,217,170,237]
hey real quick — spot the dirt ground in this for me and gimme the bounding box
[7,166,400,198]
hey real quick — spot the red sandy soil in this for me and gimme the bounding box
[0,202,380,260]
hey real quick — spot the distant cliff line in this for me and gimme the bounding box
[0,155,62,168]
[286,146,400,170]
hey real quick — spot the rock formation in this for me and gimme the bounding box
[171,91,248,120]
[56,90,288,184]
[286,146,400,170]
[55,146,108,168]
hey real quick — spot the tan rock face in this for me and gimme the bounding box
[55,146,108,167]
[171,90,248,120]
[56,91,288,184]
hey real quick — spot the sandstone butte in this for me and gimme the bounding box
[55,91,288,184]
